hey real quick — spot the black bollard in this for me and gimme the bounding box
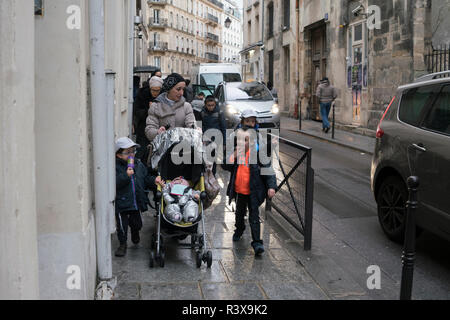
[400,176,419,300]
[332,102,336,139]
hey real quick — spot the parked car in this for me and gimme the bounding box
[371,70,450,243]
[214,81,280,129]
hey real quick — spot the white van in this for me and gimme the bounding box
[190,63,242,90]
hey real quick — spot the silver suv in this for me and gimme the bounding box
[371,71,450,243]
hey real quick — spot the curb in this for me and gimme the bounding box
[287,128,374,155]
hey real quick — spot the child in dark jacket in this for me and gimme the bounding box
[114,137,165,257]
[224,110,277,256]
[201,95,227,175]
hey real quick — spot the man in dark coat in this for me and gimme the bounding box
[201,96,226,175]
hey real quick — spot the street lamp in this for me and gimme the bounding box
[224,17,232,29]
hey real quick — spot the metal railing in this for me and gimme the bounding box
[149,41,168,51]
[207,13,219,24]
[148,17,168,28]
[208,0,224,9]
[425,44,449,73]
[206,52,219,61]
[147,0,167,5]
[206,32,219,43]
[265,133,314,251]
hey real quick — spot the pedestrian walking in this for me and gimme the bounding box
[223,110,277,256]
[191,92,205,121]
[201,95,226,176]
[183,79,195,103]
[145,73,198,143]
[133,76,164,160]
[316,77,338,133]
[114,137,165,257]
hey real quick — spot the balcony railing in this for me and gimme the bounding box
[207,13,219,24]
[206,52,219,61]
[206,32,219,43]
[147,0,167,5]
[207,0,224,9]
[148,17,168,28]
[149,41,168,51]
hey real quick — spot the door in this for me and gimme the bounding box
[352,45,363,124]
[311,26,326,120]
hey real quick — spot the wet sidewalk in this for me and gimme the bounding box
[281,116,376,155]
[111,170,328,300]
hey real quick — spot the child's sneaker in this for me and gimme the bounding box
[252,242,265,256]
[115,244,127,257]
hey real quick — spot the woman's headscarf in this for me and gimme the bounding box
[162,73,185,93]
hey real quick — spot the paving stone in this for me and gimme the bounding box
[112,282,140,300]
[201,283,266,300]
[141,283,203,300]
[260,281,329,300]
[221,259,313,283]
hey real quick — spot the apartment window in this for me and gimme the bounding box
[154,56,161,68]
[283,0,290,30]
[247,21,252,45]
[35,0,44,15]
[268,2,274,38]
[283,45,290,83]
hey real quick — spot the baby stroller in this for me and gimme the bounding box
[148,127,213,268]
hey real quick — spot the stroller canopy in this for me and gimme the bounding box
[150,127,204,171]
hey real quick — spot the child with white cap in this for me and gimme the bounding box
[114,137,165,257]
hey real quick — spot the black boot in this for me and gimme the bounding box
[115,244,127,257]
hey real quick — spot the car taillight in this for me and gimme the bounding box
[376,96,396,139]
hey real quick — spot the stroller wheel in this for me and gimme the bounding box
[206,251,213,268]
[159,251,165,268]
[149,251,155,268]
[196,251,202,268]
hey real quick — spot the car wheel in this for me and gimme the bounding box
[376,176,408,243]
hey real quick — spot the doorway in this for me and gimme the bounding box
[311,26,327,121]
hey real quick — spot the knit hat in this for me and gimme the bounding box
[149,76,164,88]
[162,73,185,93]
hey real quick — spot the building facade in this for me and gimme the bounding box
[297,0,433,130]
[222,0,243,64]
[241,0,264,82]
[146,0,225,79]
[1,0,143,299]
[264,0,299,115]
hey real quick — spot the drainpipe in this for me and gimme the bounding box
[89,0,115,297]
[128,0,136,137]
[260,0,265,82]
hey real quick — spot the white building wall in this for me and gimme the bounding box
[0,0,40,300]
[34,0,97,300]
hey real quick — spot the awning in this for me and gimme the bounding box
[133,65,158,74]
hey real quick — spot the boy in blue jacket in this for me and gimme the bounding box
[224,110,277,256]
[115,137,165,257]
